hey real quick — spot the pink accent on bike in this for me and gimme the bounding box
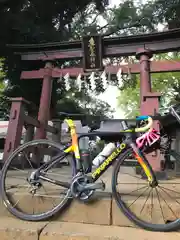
[136,129,160,149]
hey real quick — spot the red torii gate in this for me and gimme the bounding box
[4,28,180,178]
[20,60,180,79]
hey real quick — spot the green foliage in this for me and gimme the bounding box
[117,54,180,117]
[1,0,180,120]
[56,77,114,118]
[0,59,9,119]
[0,0,108,47]
[117,77,140,118]
[113,0,180,117]
[0,0,113,119]
[100,0,180,37]
[0,59,5,80]
[143,0,180,29]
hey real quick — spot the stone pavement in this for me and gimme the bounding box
[2,164,180,238]
[2,165,180,226]
[0,217,180,240]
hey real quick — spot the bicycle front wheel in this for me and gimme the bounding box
[112,148,180,232]
[1,139,76,221]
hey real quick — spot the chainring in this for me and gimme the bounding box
[70,175,95,202]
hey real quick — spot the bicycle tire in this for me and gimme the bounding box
[112,148,180,232]
[1,139,76,221]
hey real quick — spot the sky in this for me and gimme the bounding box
[96,0,154,118]
[109,0,119,6]
[98,86,124,118]
[97,0,126,118]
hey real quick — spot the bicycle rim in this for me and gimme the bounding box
[112,148,180,232]
[1,139,76,221]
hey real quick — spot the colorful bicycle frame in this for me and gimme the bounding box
[61,116,159,183]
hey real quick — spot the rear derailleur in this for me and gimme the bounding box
[27,171,42,194]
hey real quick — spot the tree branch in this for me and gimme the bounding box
[102,16,146,37]
[90,13,101,25]
[96,15,116,32]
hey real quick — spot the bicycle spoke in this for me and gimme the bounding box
[159,185,180,196]
[160,182,180,184]
[155,188,166,223]
[120,185,148,196]
[2,139,74,221]
[41,184,56,208]
[121,172,143,180]
[128,186,149,208]
[150,189,154,221]
[31,195,35,214]
[114,147,180,230]
[8,167,27,174]
[23,151,34,169]
[158,185,180,206]
[12,186,31,208]
[6,175,26,180]
[6,184,29,190]
[140,188,152,214]
[157,187,178,219]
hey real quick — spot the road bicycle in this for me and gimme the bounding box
[2,106,180,232]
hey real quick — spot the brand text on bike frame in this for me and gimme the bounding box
[91,143,127,181]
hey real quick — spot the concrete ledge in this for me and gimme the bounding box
[112,199,134,227]
[1,192,180,227]
[0,193,112,226]
[0,217,47,240]
[1,218,180,240]
[40,222,180,240]
[55,195,112,225]
[112,197,180,227]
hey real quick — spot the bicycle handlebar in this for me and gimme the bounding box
[59,112,153,133]
[134,116,153,132]
[58,112,86,119]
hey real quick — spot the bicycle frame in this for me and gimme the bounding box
[66,119,154,182]
[37,118,155,186]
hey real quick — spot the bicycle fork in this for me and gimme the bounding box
[130,143,158,187]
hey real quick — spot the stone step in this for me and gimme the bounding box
[0,217,180,240]
[1,191,180,227]
[2,166,180,227]
[40,221,180,240]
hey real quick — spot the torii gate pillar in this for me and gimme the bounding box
[35,62,53,139]
[136,48,164,178]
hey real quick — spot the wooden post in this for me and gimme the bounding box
[52,119,62,142]
[35,62,53,139]
[3,98,27,161]
[136,49,165,179]
[24,125,35,143]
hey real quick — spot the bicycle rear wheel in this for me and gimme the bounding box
[112,148,180,232]
[1,139,76,221]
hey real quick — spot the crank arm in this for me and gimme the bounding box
[39,175,70,189]
[80,182,105,192]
